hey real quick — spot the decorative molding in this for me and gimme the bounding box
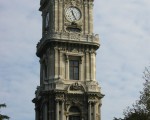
[69,82,84,91]
[71,48,78,53]
[64,0,83,7]
[65,52,84,63]
[37,33,100,52]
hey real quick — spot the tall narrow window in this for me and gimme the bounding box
[43,62,47,79]
[45,64,47,78]
[45,12,49,28]
[69,60,79,80]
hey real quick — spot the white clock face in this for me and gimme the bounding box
[65,7,81,22]
[46,12,49,28]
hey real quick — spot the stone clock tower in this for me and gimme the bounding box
[32,0,104,120]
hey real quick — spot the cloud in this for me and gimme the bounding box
[94,0,150,119]
[0,1,40,120]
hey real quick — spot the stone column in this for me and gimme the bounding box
[90,52,96,81]
[56,101,59,120]
[61,101,64,120]
[94,53,96,81]
[88,102,91,120]
[93,103,96,120]
[66,115,69,120]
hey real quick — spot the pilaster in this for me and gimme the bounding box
[88,102,91,120]
[93,102,96,120]
[54,47,59,79]
[56,100,59,120]
[89,2,93,34]
[85,50,90,81]
[90,51,96,81]
[58,0,63,32]
[61,100,64,120]
[54,0,58,32]
[59,50,63,79]
[84,1,88,34]
[65,55,69,80]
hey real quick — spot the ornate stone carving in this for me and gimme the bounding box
[70,34,80,40]
[64,0,83,7]
[69,83,84,91]
[71,48,78,53]
[65,94,84,107]
[55,94,64,101]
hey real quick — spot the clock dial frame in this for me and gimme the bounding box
[65,6,81,22]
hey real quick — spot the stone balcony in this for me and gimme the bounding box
[36,32,100,51]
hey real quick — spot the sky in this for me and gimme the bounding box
[0,0,150,120]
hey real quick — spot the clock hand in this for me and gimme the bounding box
[71,10,77,20]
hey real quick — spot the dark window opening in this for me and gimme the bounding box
[44,63,47,79]
[69,116,80,120]
[69,106,81,120]
[69,106,80,113]
[69,60,79,80]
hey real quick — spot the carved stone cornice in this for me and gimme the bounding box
[37,33,100,55]
[64,0,83,7]
[87,92,104,99]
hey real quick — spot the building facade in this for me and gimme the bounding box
[32,0,104,120]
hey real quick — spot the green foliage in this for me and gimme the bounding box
[113,66,150,120]
[0,104,9,120]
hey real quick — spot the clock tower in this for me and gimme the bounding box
[32,0,104,120]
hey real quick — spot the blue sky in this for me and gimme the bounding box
[0,0,150,120]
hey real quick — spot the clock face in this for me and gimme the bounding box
[65,6,81,22]
[46,12,49,28]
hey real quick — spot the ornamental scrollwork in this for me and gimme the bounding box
[69,82,84,91]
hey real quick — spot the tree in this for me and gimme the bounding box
[0,104,9,120]
[113,66,150,120]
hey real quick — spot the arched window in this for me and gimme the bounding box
[69,106,81,120]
